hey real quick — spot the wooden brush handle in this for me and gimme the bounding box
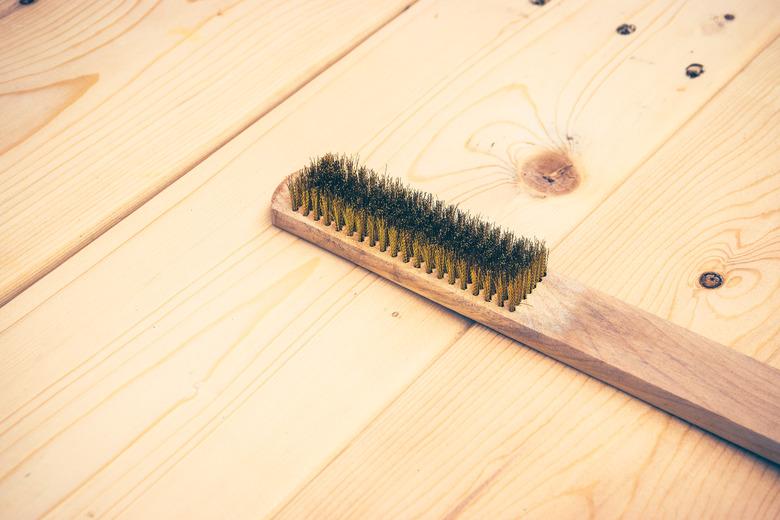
[271,176,780,464]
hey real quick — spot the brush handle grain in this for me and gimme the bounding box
[271,176,780,464]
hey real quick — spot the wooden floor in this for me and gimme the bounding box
[1,0,778,517]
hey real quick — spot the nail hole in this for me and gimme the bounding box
[19,0,36,5]
[686,63,704,78]
[616,23,636,35]
[530,0,547,5]
[724,13,735,21]
[699,272,723,289]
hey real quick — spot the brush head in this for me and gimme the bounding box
[286,154,548,311]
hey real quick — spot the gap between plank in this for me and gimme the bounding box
[0,0,419,310]
[551,31,780,254]
[269,322,474,518]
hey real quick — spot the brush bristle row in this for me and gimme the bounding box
[287,154,548,311]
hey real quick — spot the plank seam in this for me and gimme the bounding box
[0,0,420,309]
[552,30,780,254]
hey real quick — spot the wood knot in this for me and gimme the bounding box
[519,151,580,195]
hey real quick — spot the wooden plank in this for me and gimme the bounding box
[275,34,780,519]
[1,0,778,517]
[271,177,780,463]
[277,326,780,519]
[0,0,414,306]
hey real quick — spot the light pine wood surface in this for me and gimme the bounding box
[0,0,413,307]
[1,0,779,518]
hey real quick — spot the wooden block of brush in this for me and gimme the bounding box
[272,173,780,464]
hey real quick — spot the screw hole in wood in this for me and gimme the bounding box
[699,272,723,289]
[686,63,705,78]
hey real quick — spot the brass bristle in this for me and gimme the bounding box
[291,154,549,311]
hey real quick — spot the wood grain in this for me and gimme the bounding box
[272,176,780,464]
[0,0,414,306]
[277,326,780,519]
[1,0,779,517]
